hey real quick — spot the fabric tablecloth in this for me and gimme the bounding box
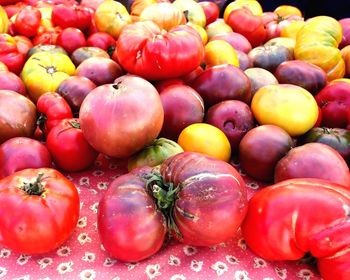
[0,155,321,280]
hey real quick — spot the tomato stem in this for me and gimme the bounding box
[22,173,45,196]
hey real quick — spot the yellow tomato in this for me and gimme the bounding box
[204,40,239,68]
[187,22,208,45]
[21,52,75,102]
[251,84,319,137]
[341,45,350,77]
[173,0,206,27]
[224,0,263,21]
[280,20,305,39]
[0,6,9,33]
[177,123,231,162]
[206,19,233,40]
[94,0,132,39]
[274,5,302,17]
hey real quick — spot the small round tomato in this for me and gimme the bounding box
[86,32,116,54]
[204,39,239,68]
[52,4,92,31]
[14,6,42,37]
[46,118,99,172]
[56,27,87,54]
[177,123,231,162]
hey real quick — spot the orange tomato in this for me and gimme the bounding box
[177,123,231,162]
[224,0,263,21]
[274,5,302,17]
[0,6,9,34]
[280,20,305,39]
[341,45,350,77]
[204,40,239,68]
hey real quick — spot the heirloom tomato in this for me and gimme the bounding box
[56,27,87,54]
[86,32,116,54]
[14,6,41,37]
[223,0,263,21]
[0,70,26,96]
[0,168,80,254]
[14,35,33,57]
[0,5,9,33]
[0,33,25,74]
[242,178,350,280]
[173,0,206,27]
[199,1,219,26]
[52,4,92,31]
[116,21,204,80]
[204,40,239,68]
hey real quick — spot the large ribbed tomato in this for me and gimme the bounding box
[116,21,204,80]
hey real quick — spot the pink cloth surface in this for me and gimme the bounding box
[0,156,321,280]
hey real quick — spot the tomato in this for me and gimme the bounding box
[251,84,319,137]
[98,167,167,262]
[86,32,116,54]
[241,178,350,280]
[186,22,208,45]
[0,33,25,75]
[14,6,42,37]
[226,7,267,48]
[94,0,132,39]
[158,152,247,246]
[173,0,206,27]
[52,4,92,31]
[205,18,233,40]
[46,118,98,172]
[27,44,67,58]
[21,51,75,102]
[79,75,164,158]
[0,90,36,144]
[127,138,183,171]
[210,32,252,54]
[32,26,62,46]
[204,40,239,68]
[0,168,79,254]
[199,1,219,26]
[56,27,87,54]
[177,123,231,162]
[14,35,33,57]
[0,5,9,33]
[71,46,109,66]
[0,137,52,179]
[274,5,302,17]
[117,21,204,81]
[0,70,26,96]
[224,0,263,21]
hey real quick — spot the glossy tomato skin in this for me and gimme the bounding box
[116,21,204,80]
[47,118,99,172]
[241,178,350,280]
[56,27,87,54]
[0,168,80,254]
[199,1,220,25]
[14,6,41,38]
[98,167,167,262]
[79,75,164,158]
[86,32,116,53]
[0,70,26,96]
[52,4,92,31]
[0,137,52,179]
[160,152,248,246]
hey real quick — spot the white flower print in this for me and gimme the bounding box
[57,261,74,274]
[89,202,99,213]
[78,233,92,245]
[37,257,53,269]
[0,248,11,258]
[170,274,186,280]
[79,269,96,280]
[79,177,90,186]
[103,258,117,267]
[237,238,247,250]
[211,261,228,276]
[0,267,7,278]
[57,246,71,257]
[82,252,96,263]
[246,182,259,190]
[126,263,138,271]
[226,255,239,265]
[183,245,197,256]
[190,260,203,272]
[168,255,181,266]
[234,270,250,280]
[17,254,31,265]
[12,275,30,280]
[92,170,104,177]
[97,182,108,190]
[297,268,314,280]
[77,216,87,228]
[253,257,267,268]
[275,267,287,280]
[145,264,161,279]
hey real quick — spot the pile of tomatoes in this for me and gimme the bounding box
[0,0,350,279]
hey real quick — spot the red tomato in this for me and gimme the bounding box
[225,7,267,47]
[0,34,25,74]
[98,166,167,262]
[86,32,116,54]
[79,75,164,158]
[0,137,52,179]
[242,178,350,280]
[32,26,62,46]
[116,21,204,80]
[199,1,220,25]
[52,4,92,31]
[14,35,33,56]
[0,168,80,254]
[46,118,98,172]
[14,6,42,37]
[56,27,87,54]
[4,2,27,18]
[158,152,248,246]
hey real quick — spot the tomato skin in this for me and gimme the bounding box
[116,21,204,80]
[0,34,25,75]
[98,167,167,262]
[52,4,92,31]
[32,27,62,46]
[86,32,116,53]
[160,152,247,246]
[46,118,98,172]
[56,27,87,54]
[14,35,33,57]
[0,137,52,179]
[241,178,350,280]
[14,6,42,38]
[0,168,80,254]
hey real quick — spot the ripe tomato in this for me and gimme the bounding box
[0,168,80,254]
[52,4,92,31]
[56,27,87,54]
[199,1,219,26]
[204,39,239,68]
[177,123,231,162]
[86,32,116,53]
[46,118,99,172]
[14,6,41,37]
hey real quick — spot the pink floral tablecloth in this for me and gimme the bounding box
[0,156,322,280]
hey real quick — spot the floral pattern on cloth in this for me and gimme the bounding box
[0,155,321,280]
